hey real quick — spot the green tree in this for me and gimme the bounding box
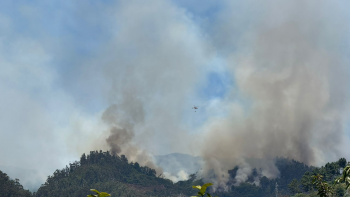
[300,171,314,192]
[0,170,32,197]
[81,153,87,165]
[260,176,269,191]
[334,183,346,197]
[291,193,308,197]
[312,174,334,197]
[335,165,350,189]
[288,179,301,195]
[338,158,347,168]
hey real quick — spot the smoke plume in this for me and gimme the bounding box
[95,0,209,177]
[76,0,350,187]
[200,0,350,189]
[7,0,350,191]
[102,103,163,174]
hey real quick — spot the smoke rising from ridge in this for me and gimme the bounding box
[95,0,350,186]
[102,103,163,174]
[63,0,350,187]
[200,0,350,189]
[94,0,209,177]
[2,0,350,190]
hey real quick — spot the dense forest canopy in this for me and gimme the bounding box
[1,151,349,196]
[0,170,32,197]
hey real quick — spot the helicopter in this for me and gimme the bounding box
[192,105,198,112]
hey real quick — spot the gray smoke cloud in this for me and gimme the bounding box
[27,0,349,188]
[93,0,350,187]
[2,0,350,191]
[90,0,210,177]
[102,103,163,174]
[200,0,350,189]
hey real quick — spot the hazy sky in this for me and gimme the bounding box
[1,0,350,191]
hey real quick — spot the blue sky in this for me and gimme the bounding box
[1,0,350,191]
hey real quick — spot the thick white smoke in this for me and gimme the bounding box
[200,0,350,189]
[93,0,210,176]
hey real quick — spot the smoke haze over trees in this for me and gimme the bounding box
[0,0,350,192]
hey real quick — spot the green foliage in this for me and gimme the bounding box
[229,182,265,197]
[87,189,111,197]
[333,183,346,197]
[312,174,334,197]
[300,160,342,193]
[291,193,308,197]
[308,191,320,197]
[288,178,301,195]
[300,171,314,192]
[15,155,325,197]
[259,176,269,191]
[35,150,200,197]
[223,157,313,196]
[191,183,217,197]
[4,150,344,197]
[338,158,347,169]
[0,170,32,197]
[274,157,313,194]
[334,165,350,189]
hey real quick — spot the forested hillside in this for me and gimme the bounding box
[0,170,32,197]
[35,151,202,197]
[1,151,349,197]
[218,158,349,197]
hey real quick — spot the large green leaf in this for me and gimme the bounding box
[88,189,111,197]
[200,183,213,194]
[192,185,202,190]
[100,192,111,197]
[192,183,214,197]
[90,189,100,194]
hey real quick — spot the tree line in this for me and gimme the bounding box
[1,150,349,196]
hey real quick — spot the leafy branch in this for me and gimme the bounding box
[312,174,334,197]
[87,189,111,197]
[191,183,217,197]
[334,165,350,190]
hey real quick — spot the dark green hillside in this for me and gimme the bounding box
[273,157,314,195]
[35,150,201,197]
[6,150,346,197]
[216,157,348,197]
[0,170,32,197]
[299,158,347,193]
[218,157,313,197]
[33,152,320,197]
